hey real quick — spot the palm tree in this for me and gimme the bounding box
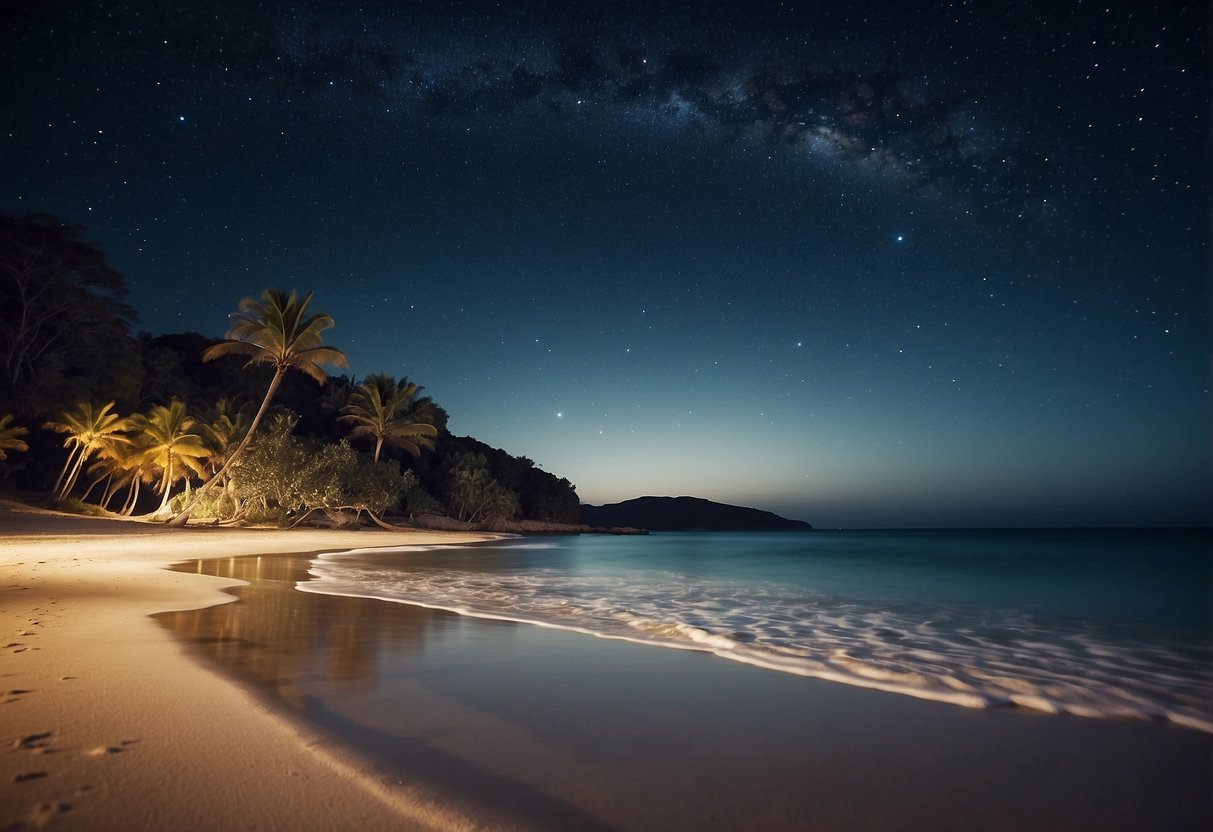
[42,401,128,502]
[340,373,438,463]
[168,289,347,525]
[138,400,211,515]
[0,414,29,461]
[197,397,252,479]
[84,448,132,510]
[114,440,157,517]
[196,397,254,517]
[318,375,355,419]
[79,432,134,505]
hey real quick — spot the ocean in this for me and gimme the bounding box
[299,529,1212,733]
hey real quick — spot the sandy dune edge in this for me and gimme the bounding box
[0,507,501,831]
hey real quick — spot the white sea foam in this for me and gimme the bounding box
[297,546,1213,734]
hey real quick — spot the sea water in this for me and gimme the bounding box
[298,529,1212,732]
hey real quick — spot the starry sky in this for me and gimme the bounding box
[2,0,1209,528]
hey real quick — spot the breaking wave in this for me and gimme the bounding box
[298,544,1213,733]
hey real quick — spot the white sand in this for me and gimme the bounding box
[0,504,500,831]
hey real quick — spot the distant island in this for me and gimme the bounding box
[581,496,812,532]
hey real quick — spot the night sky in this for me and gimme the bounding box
[2,1,1208,528]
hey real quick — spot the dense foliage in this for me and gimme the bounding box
[0,213,141,414]
[0,213,580,527]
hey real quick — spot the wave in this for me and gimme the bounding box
[297,547,1213,734]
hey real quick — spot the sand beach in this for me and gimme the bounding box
[2,506,1209,831]
[0,505,498,831]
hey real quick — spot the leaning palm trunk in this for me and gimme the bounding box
[169,289,346,527]
[101,475,124,510]
[51,445,81,502]
[58,449,91,502]
[79,473,106,504]
[169,368,284,525]
[121,478,142,516]
[155,458,176,514]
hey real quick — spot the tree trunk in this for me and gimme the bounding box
[51,445,80,500]
[101,474,121,509]
[156,459,174,513]
[59,447,89,502]
[168,368,285,526]
[80,473,104,504]
[121,478,141,516]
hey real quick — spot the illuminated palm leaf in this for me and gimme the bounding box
[138,400,212,514]
[0,414,29,462]
[340,373,438,463]
[42,401,129,501]
[170,289,346,524]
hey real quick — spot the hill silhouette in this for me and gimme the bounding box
[580,496,812,532]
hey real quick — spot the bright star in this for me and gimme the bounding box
[896,234,904,242]
[556,412,563,419]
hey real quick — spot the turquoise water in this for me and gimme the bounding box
[300,529,1212,732]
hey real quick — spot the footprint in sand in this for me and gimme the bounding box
[15,732,54,751]
[12,771,48,783]
[29,801,73,825]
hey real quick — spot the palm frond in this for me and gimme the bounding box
[202,339,268,363]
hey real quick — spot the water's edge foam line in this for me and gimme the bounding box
[297,546,1213,735]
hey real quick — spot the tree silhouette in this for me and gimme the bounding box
[0,213,140,414]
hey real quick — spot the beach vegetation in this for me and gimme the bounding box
[0,414,29,461]
[424,435,581,523]
[339,373,439,463]
[54,495,111,517]
[0,213,141,416]
[169,289,349,525]
[133,400,212,515]
[42,400,130,503]
[81,445,138,512]
[0,413,30,482]
[443,452,521,523]
[2,220,584,528]
[220,412,414,526]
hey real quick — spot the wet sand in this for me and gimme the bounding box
[0,505,498,831]
[160,551,1213,831]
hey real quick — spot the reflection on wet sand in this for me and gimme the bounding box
[158,555,432,706]
[156,553,625,832]
[155,552,1212,832]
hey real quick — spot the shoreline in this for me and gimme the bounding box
[0,505,500,831]
[3,507,1210,830]
[161,546,1212,831]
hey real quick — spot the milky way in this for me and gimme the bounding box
[148,4,1058,222]
[1,0,1208,526]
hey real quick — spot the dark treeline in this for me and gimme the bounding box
[0,212,579,527]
